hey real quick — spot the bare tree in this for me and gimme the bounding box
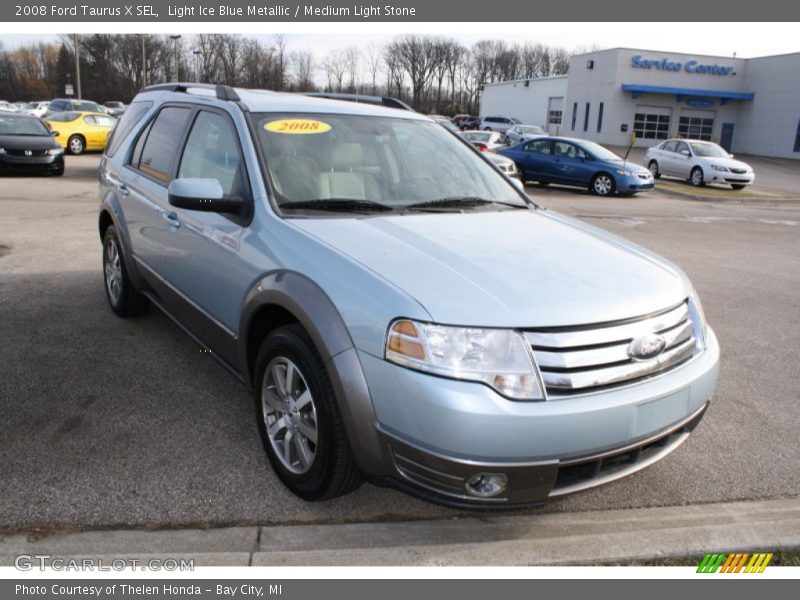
[364,42,383,95]
[290,50,315,91]
[386,34,437,110]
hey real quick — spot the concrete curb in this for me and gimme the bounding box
[651,185,800,204]
[1,497,798,567]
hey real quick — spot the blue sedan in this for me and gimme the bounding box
[498,136,654,196]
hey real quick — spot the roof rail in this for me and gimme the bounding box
[305,92,413,111]
[141,83,241,102]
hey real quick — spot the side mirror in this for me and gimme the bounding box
[168,178,244,213]
[681,150,691,157]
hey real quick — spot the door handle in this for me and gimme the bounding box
[162,211,180,228]
[106,174,129,196]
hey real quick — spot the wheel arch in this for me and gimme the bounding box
[240,271,388,476]
[98,194,145,289]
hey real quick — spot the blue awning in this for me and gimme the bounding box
[621,84,755,103]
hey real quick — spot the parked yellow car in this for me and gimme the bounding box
[44,111,116,155]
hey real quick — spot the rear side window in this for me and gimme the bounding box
[662,141,677,152]
[131,106,191,184]
[106,100,153,157]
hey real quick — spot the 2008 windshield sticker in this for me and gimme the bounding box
[265,119,332,134]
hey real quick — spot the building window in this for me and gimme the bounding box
[597,102,604,133]
[548,110,562,126]
[678,116,714,141]
[571,103,577,131]
[583,102,590,132]
[794,120,800,152]
[634,112,670,140]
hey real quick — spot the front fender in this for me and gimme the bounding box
[239,271,389,476]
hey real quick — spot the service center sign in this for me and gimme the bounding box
[631,55,735,75]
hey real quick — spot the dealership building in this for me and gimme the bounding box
[479,47,800,158]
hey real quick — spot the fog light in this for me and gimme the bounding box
[465,472,508,497]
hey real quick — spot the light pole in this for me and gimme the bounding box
[193,50,202,82]
[170,35,182,82]
[73,34,82,99]
[141,34,147,87]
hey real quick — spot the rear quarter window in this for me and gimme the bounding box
[130,106,191,184]
[105,101,153,157]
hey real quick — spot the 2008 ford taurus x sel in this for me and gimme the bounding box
[98,84,719,507]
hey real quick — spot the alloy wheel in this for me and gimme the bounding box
[594,174,613,196]
[104,237,123,303]
[262,357,318,474]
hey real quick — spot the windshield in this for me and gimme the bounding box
[252,113,527,213]
[690,142,729,158]
[0,115,50,136]
[580,141,623,162]
[521,126,545,134]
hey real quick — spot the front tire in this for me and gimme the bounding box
[102,226,148,317]
[690,167,705,187]
[731,184,747,190]
[591,173,616,196]
[68,135,85,155]
[254,324,363,501]
[648,160,661,179]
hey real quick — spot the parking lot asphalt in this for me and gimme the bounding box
[1,154,798,531]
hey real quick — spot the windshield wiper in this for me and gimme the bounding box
[280,198,394,213]
[403,196,527,211]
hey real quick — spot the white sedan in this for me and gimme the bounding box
[461,130,506,152]
[0,100,20,113]
[645,139,754,190]
[505,124,547,145]
[21,101,50,118]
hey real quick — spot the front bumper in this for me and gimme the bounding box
[0,153,63,173]
[618,173,655,192]
[361,327,719,507]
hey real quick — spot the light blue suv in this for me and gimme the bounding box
[98,84,719,507]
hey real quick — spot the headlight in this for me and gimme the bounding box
[711,164,729,172]
[688,291,708,350]
[47,148,64,155]
[385,319,544,400]
[615,169,632,176]
[0,148,6,154]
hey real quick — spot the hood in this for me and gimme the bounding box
[0,134,60,151]
[292,210,690,327]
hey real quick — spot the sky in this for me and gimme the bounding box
[2,23,799,59]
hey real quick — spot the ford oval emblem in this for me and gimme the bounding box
[628,333,667,361]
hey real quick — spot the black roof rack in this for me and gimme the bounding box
[305,92,413,111]
[141,83,241,102]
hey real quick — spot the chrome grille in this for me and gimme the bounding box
[524,301,697,396]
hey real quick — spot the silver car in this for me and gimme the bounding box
[480,115,521,133]
[505,124,547,145]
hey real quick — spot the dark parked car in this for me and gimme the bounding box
[45,98,108,118]
[0,112,64,175]
[498,136,655,196]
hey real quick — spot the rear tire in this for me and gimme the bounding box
[648,160,661,179]
[102,226,148,317]
[254,324,363,501]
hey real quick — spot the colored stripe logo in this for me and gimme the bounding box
[697,552,773,573]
